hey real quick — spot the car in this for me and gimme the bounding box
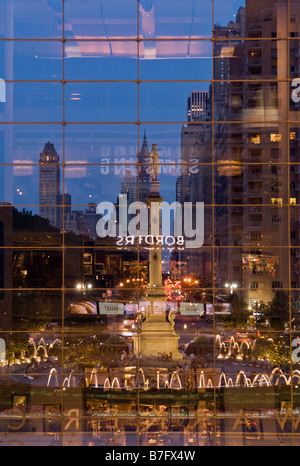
[245,419,261,440]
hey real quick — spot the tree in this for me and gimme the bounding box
[265,291,290,330]
[5,333,29,364]
[12,291,55,331]
[221,293,249,330]
[5,332,30,384]
[57,335,126,371]
[61,337,102,371]
[13,208,59,232]
[252,336,290,368]
[186,335,214,357]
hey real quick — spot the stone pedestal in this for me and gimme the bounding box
[133,317,182,360]
[133,291,183,360]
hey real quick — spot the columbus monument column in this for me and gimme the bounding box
[133,144,182,360]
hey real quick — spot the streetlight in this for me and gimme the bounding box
[76,282,92,295]
[225,282,238,294]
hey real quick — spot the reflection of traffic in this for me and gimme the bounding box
[67,299,245,361]
[245,419,261,440]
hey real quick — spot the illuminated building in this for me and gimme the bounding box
[39,142,61,229]
[0,203,12,330]
[137,131,151,203]
[187,91,209,122]
[1,0,300,448]
[214,0,300,306]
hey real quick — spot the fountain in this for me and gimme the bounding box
[42,360,300,392]
[47,367,59,387]
[216,334,256,360]
[26,331,300,393]
[28,337,49,360]
[62,372,77,388]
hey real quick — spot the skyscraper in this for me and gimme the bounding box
[120,168,138,205]
[0,203,12,330]
[213,8,245,297]
[137,131,151,203]
[178,96,212,283]
[187,90,209,122]
[214,0,300,308]
[39,142,60,229]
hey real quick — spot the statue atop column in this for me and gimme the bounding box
[149,143,160,182]
[132,141,182,360]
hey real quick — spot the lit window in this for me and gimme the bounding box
[290,198,296,205]
[250,134,261,144]
[271,198,282,207]
[270,132,281,142]
[290,131,296,140]
[250,232,261,241]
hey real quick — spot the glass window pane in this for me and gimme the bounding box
[0,41,63,81]
[139,0,212,39]
[213,0,245,31]
[65,41,137,81]
[65,124,138,163]
[64,0,138,39]
[0,0,63,39]
[65,83,137,122]
[139,40,212,81]
[140,82,211,122]
[0,83,63,123]
[1,0,300,447]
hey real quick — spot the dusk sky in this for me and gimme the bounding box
[0,0,245,210]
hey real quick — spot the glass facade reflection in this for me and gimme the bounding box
[1,0,300,448]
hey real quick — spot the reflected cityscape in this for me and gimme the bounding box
[0,0,300,448]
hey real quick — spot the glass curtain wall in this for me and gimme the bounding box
[0,0,300,446]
